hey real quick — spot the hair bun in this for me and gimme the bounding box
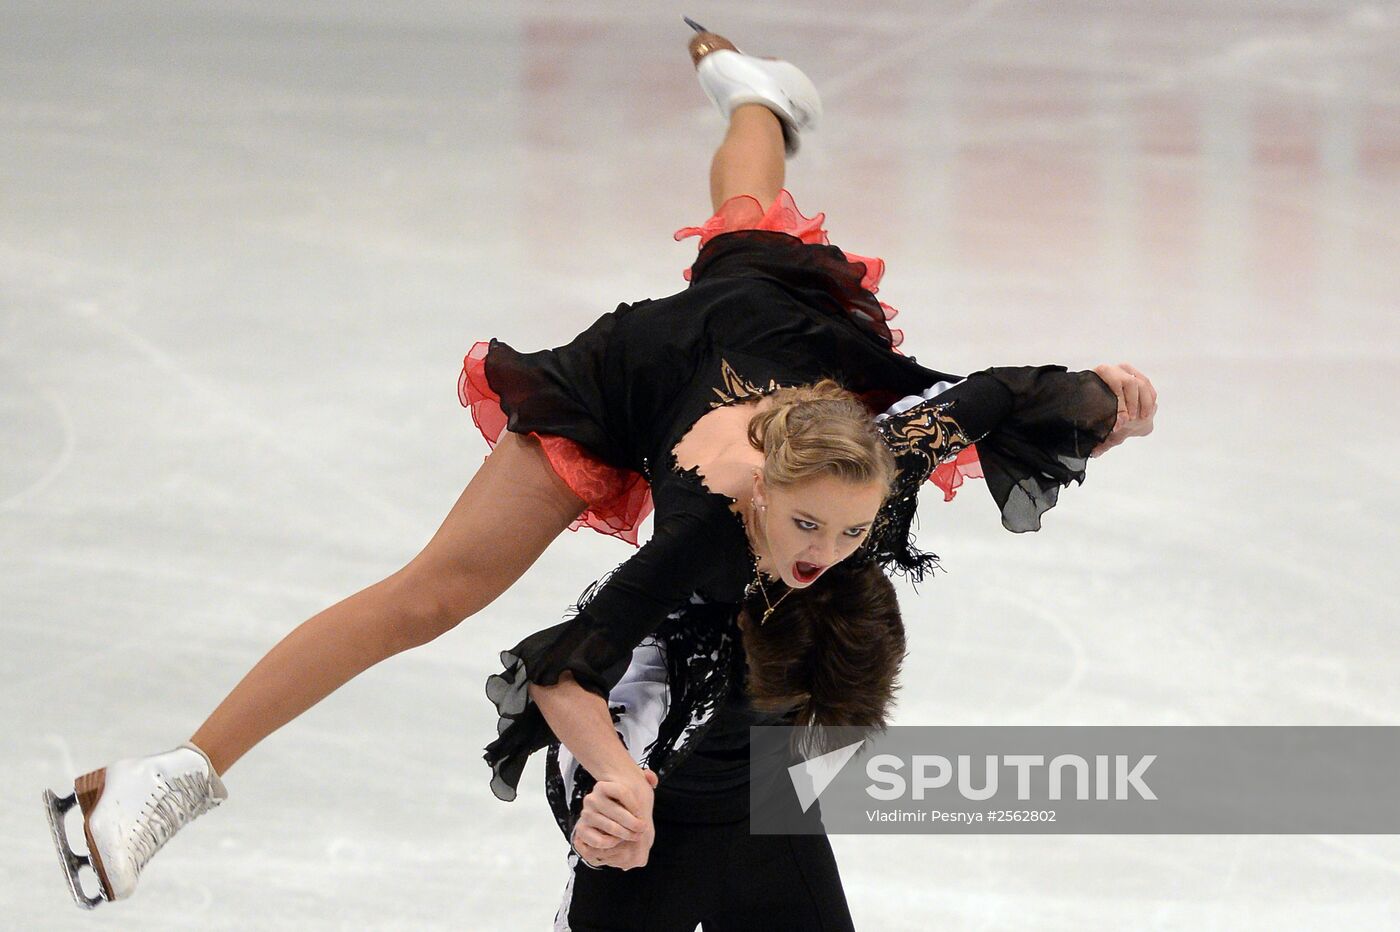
[746,380,896,491]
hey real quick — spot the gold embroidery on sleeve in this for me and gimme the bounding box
[883,404,975,464]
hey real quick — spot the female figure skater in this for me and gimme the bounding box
[42,19,1156,911]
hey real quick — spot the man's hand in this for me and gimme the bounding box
[571,767,659,871]
[1090,362,1157,457]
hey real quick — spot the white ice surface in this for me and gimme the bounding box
[4,1,1400,929]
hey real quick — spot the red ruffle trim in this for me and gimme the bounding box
[673,189,904,348]
[930,445,984,502]
[458,341,653,546]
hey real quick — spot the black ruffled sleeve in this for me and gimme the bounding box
[868,365,1117,578]
[482,488,746,802]
[973,366,1119,530]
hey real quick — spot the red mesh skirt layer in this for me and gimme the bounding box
[458,341,653,545]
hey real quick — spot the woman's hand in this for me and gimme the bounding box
[571,767,659,870]
[1090,362,1157,457]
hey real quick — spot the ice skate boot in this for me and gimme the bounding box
[684,15,822,157]
[43,742,227,908]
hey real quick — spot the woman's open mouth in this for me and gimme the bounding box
[792,561,825,584]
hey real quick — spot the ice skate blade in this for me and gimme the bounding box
[43,789,106,909]
[682,15,742,67]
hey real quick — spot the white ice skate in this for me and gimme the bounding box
[42,742,227,908]
[685,16,823,158]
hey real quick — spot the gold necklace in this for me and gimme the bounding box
[744,498,792,625]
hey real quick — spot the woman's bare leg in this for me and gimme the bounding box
[190,432,585,775]
[709,103,787,212]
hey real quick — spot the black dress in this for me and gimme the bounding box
[477,229,1119,804]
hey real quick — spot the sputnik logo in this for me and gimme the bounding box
[787,740,866,812]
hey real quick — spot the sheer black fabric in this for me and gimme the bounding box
[976,366,1120,530]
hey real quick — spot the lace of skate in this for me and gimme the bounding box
[127,773,222,873]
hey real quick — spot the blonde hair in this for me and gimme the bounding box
[746,380,897,493]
